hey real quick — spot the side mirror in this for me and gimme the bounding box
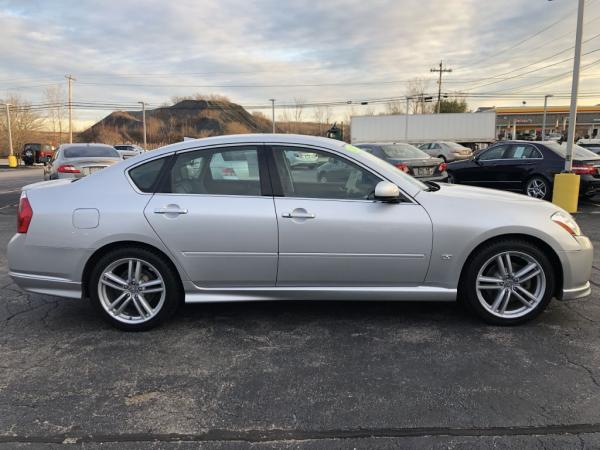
[374,181,400,202]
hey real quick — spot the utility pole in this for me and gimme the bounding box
[269,99,276,133]
[542,94,553,141]
[65,74,75,143]
[430,61,452,114]
[4,103,13,156]
[565,0,585,172]
[138,101,147,150]
[404,96,410,141]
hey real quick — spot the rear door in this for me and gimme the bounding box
[269,145,433,287]
[144,145,278,287]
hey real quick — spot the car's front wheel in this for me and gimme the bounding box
[460,239,555,325]
[89,247,182,331]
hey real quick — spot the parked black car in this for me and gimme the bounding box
[354,143,448,182]
[446,140,600,200]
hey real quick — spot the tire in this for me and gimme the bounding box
[438,155,447,163]
[525,176,551,200]
[318,175,328,183]
[89,247,182,331]
[460,239,555,325]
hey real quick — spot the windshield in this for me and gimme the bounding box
[64,146,120,158]
[380,144,430,159]
[345,144,428,191]
[544,142,600,160]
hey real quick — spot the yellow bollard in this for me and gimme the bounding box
[7,155,17,168]
[552,173,580,213]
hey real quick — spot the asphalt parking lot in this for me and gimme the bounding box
[1,168,600,449]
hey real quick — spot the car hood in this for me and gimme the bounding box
[418,182,556,208]
[22,179,75,192]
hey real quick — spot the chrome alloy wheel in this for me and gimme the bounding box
[526,178,547,199]
[97,258,166,324]
[476,251,546,319]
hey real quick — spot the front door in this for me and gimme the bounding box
[269,146,433,287]
[144,145,278,287]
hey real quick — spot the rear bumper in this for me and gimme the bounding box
[557,235,594,300]
[8,271,82,299]
[580,176,600,196]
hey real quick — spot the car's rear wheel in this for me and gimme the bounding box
[89,247,181,331]
[460,239,554,325]
[438,155,447,163]
[525,176,551,200]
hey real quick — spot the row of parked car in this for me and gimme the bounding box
[38,138,600,201]
[354,140,600,200]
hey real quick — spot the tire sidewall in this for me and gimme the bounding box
[462,240,555,325]
[89,247,181,331]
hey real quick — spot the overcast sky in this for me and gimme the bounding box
[1,0,600,128]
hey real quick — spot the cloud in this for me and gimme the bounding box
[0,0,598,124]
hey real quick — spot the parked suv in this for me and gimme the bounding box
[21,143,55,165]
[419,141,472,162]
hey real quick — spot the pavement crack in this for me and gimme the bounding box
[565,356,600,389]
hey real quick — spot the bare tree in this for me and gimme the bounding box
[44,85,66,145]
[406,78,433,114]
[385,99,405,115]
[292,97,305,132]
[313,105,331,135]
[0,94,44,156]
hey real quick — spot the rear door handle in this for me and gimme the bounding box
[154,207,188,215]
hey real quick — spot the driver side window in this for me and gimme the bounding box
[273,147,381,200]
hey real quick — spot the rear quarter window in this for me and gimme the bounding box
[129,157,167,193]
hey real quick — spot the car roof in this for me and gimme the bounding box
[60,143,116,149]
[148,134,346,157]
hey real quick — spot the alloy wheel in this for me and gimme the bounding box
[475,251,546,319]
[97,258,166,324]
[526,178,548,199]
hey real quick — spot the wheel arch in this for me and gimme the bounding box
[81,240,184,298]
[458,233,563,298]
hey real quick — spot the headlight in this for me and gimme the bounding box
[551,211,581,236]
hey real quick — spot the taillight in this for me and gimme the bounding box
[438,162,448,172]
[57,164,80,173]
[572,164,597,175]
[17,194,33,233]
[394,163,410,173]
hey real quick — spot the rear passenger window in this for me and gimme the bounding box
[164,146,261,196]
[129,157,167,193]
[510,145,543,159]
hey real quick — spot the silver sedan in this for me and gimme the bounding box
[43,143,122,180]
[8,134,593,330]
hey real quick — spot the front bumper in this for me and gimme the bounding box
[557,235,594,300]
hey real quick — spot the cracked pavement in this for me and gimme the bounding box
[1,169,600,448]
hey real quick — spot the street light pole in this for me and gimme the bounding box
[542,94,553,141]
[269,99,276,133]
[138,101,147,150]
[565,0,585,172]
[65,74,75,143]
[4,103,13,157]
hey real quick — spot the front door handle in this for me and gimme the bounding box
[282,211,315,219]
[154,207,188,215]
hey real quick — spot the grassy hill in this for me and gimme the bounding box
[80,98,325,146]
